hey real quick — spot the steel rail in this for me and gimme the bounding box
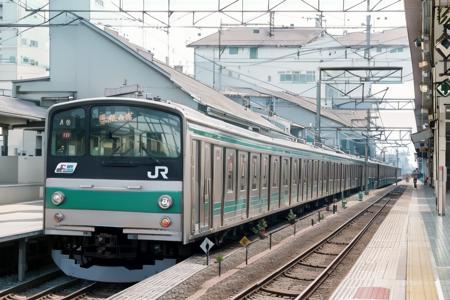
[0,270,62,299]
[27,278,81,300]
[233,185,402,300]
[60,282,98,300]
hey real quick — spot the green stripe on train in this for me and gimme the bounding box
[45,187,182,213]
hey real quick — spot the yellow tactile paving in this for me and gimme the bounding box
[406,194,439,300]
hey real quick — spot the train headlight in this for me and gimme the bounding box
[51,191,65,205]
[160,216,172,228]
[54,212,64,223]
[158,195,173,209]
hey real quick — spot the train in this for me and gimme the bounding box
[44,97,400,282]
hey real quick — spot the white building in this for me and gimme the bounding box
[188,26,411,107]
[0,0,49,91]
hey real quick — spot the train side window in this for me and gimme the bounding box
[239,152,248,192]
[272,157,279,188]
[262,155,269,188]
[225,150,236,192]
[283,158,289,186]
[251,154,260,190]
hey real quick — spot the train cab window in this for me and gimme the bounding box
[90,106,181,158]
[51,108,86,156]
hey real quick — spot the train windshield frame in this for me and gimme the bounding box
[49,104,182,159]
[89,105,181,158]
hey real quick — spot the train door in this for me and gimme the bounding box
[298,159,303,202]
[291,158,299,204]
[313,160,318,199]
[306,160,314,200]
[191,140,200,234]
[199,142,212,232]
[249,153,261,217]
[212,145,224,228]
[223,148,237,225]
[269,155,280,210]
[237,151,249,220]
[318,161,323,198]
[330,162,334,195]
[261,154,269,212]
[280,157,290,208]
[325,162,329,196]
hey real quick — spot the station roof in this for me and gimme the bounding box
[188,27,324,47]
[188,27,408,48]
[82,20,283,133]
[0,96,46,126]
[223,86,366,127]
[335,27,409,47]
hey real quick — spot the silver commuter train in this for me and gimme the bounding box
[44,97,399,282]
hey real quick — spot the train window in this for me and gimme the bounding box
[283,158,289,186]
[51,108,86,156]
[251,155,259,190]
[262,155,269,188]
[90,106,181,158]
[272,157,279,188]
[239,153,248,191]
[226,150,235,192]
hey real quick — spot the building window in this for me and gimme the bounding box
[9,56,16,63]
[21,38,27,46]
[229,47,238,55]
[279,71,315,83]
[0,4,3,20]
[376,46,382,52]
[250,47,258,59]
[29,40,39,47]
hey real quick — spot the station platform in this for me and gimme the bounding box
[0,200,43,243]
[331,182,448,300]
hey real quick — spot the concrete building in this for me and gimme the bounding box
[188,26,411,107]
[0,0,49,91]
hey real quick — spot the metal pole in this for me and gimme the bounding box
[315,70,322,144]
[364,109,370,195]
[18,239,27,281]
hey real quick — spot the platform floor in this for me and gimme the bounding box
[0,200,43,243]
[331,183,450,300]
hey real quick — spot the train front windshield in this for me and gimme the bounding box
[51,105,181,158]
[49,104,182,180]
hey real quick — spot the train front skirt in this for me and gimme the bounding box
[51,250,177,283]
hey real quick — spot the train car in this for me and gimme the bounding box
[44,97,399,282]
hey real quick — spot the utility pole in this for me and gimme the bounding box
[364,109,370,195]
[396,148,399,185]
[315,70,322,144]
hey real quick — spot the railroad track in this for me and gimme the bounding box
[233,186,405,300]
[0,270,106,300]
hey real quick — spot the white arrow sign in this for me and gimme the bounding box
[200,237,215,254]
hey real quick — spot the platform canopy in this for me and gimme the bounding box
[0,96,46,127]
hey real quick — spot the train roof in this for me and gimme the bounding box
[48,97,397,168]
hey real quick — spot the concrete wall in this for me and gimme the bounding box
[0,184,43,204]
[18,156,44,184]
[0,156,19,184]
[0,156,43,184]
